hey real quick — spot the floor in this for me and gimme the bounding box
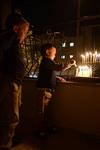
[11,128,100,150]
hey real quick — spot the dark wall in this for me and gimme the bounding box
[0,0,12,29]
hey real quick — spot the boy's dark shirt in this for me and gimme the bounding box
[37,57,63,89]
[0,30,25,84]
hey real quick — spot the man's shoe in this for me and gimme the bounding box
[0,146,10,150]
[46,126,58,134]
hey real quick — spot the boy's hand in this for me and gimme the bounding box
[69,59,77,67]
[56,76,67,83]
[63,59,77,71]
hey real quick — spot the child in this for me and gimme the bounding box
[36,43,75,137]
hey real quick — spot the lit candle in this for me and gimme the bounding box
[81,54,85,63]
[93,54,95,63]
[86,52,89,63]
[97,53,100,62]
[89,52,92,63]
[94,51,97,63]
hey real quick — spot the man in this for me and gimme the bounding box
[0,12,29,149]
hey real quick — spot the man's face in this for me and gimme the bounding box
[15,23,29,43]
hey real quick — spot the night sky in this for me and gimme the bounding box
[13,0,100,34]
[13,0,74,25]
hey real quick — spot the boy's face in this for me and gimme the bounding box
[46,47,56,60]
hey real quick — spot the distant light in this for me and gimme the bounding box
[70,55,73,58]
[54,32,60,35]
[33,74,38,78]
[76,65,92,77]
[61,55,66,59]
[62,42,66,47]
[70,42,74,47]
[29,74,38,78]
[29,74,33,78]
[29,72,38,78]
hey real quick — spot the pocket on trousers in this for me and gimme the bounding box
[11,82,19,92]
[44,91,52,99]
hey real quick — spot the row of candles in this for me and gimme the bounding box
[81,51,100,63]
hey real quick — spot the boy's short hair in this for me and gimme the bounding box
[5,12,29,30]
[41,43,54,56]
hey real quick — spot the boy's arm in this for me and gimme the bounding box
[56,76,67,83]
[62,60,77,71]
